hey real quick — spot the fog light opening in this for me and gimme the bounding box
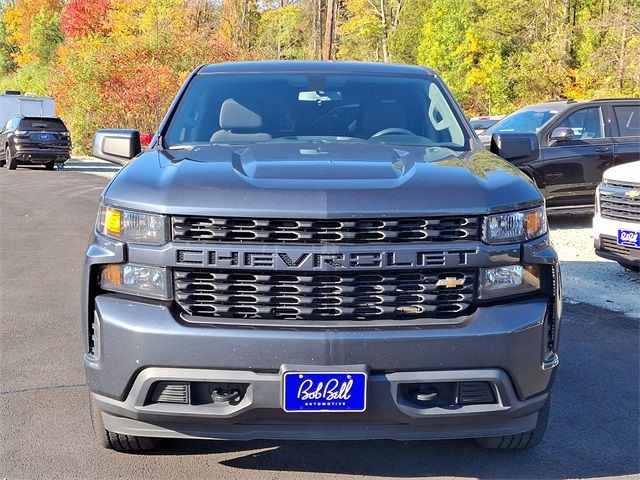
[150,381,190,404]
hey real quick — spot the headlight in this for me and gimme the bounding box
[97,205,167,245]
[482,206,547,244]
[478,265,541,300]
[101,263,171,300]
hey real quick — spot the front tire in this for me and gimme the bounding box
[45,161,55,170]
[476,396,550,449]
[89,395,162,452]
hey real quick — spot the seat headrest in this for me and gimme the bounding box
[219,99,263,130]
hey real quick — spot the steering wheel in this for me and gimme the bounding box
[369,128,415,139]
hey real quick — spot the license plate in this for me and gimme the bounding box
[283,371,367,413]
[37,133,51,141]
[617,229,640,248]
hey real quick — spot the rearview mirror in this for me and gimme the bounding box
[298,90,342,103]
[93,129,141,165]
[490,132,539,161]
[550,127,574,143]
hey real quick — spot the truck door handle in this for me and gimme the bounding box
[594,147,611,152]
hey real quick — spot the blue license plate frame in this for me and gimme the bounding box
[282,371,367,413]
[37,133,51,141]
[617,229,640,248]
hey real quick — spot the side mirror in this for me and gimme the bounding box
[93,129,141,165]
[550,127,574,143]
[490,132,539,161]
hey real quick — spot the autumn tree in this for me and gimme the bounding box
[257,4,309,59]
[2,0,63,66]
[339,0,403,62]
[219,0,259,54]
[60,0,111,39]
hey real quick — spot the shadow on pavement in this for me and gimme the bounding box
[150,302,639,479]
[548,212,592,229]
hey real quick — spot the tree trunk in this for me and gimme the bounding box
[322,0,336,60]
[616,0,629,90]
[380,0,389,62]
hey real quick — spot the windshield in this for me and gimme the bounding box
[484,108,558,135]
[19,117,66,131]
[165,73,468,150]
[470,119,499,131]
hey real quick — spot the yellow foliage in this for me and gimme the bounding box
[3,0,63,66]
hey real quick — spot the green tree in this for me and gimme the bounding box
[257,4,309,59]
[338,0,404,62]
[27,7,63,65]
[0,13,17,75]
[388,0,429,64]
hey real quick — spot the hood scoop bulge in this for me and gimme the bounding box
[231,146,414,183]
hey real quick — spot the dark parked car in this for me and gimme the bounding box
[85,61,561,452]
[0,115,71,170]
[480,99,640,208]
[469,115,504,134]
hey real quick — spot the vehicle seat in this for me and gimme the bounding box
[358,101,408,138]
[211,99,272,142]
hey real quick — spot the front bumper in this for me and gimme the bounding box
[593,214,640,267]
[92,367,548,441]
[85,293,557,440]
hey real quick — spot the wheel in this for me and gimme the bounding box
[45,161,55,170]
[89,395,162,452]
[476,396,550,449]
[6,148,17,170]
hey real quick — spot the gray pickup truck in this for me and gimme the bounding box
[83,61,562,452]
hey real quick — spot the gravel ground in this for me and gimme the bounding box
[549,213,639,318]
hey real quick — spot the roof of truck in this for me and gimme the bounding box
[200,61,436,76]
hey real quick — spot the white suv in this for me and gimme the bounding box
[593,161,640,271]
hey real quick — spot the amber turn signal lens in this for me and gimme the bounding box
[101,264,122,287]
[104,207,122,235]
[525,208,546,239]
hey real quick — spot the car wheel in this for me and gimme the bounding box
[7,149,17,170]
[89,395,162,452]
[476,395,550,449]
[45,161,55,170]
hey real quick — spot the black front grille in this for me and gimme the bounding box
[600,187,640,222]
[172,216,479,244]
[600,236,632,256]
[174,269,476,321]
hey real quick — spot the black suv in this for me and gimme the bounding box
[479,99,640,208]
[0,116,71,170]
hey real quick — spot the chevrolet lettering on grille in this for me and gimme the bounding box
[176,248,478,270]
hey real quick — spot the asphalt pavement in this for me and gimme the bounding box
[0,167,638,480]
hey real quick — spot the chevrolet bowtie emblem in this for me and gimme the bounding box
[625,190,640,199]
[436,276,465,289]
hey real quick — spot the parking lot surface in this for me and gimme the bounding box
[1,167,638,480]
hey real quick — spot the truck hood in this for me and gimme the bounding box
[103,142,542,217]
[603,160,640,183]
